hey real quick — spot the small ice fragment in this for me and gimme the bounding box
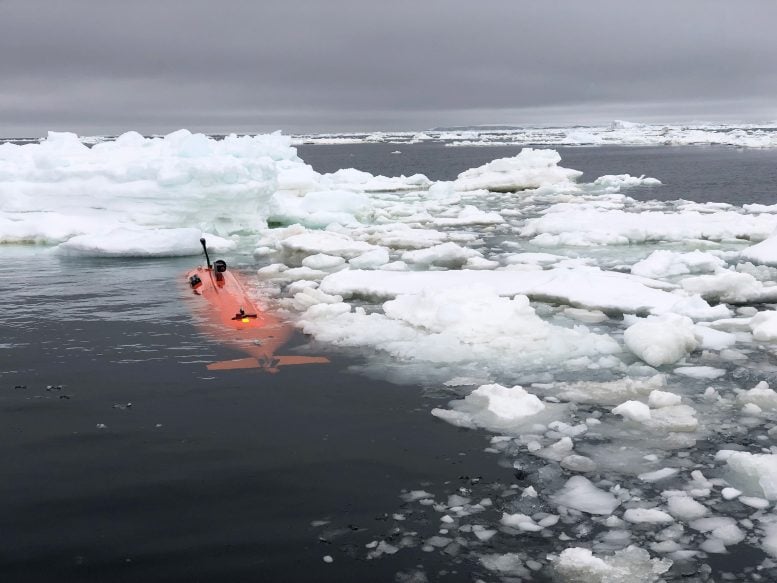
[552,476,620,515]
[721,487,741,500]
[623,508,674,524]
[674,366,726,379]
[739,496,770,509]
[666,495,708,521]
[323,555,333,564]
[474,529,497,542]
[648,390,682,408]
[638,468,679,482]
[612,401,651,423]
[561,455,597,473]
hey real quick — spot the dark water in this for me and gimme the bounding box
[298,143,777,205]
[0,249,501,582]
[3,144,777,581]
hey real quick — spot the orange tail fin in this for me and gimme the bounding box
[207,355,329,372]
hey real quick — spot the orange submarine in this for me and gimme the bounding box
[186,238,329,372]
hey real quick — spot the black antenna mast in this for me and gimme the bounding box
[199,238,212,269]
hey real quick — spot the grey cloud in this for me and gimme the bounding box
[1,0,776,135]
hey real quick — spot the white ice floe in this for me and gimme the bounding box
[297,286,619,372]
[452,148,581,192]
[319,268,724,318]
[267,189,372,227]
[623,508,674,524]
[623,314,698,367]
[554,375,667,406]
[552,476,620,515]
[0,130,295,246]
[740,231,777,266]
[296,122,777,149]
[749,311,777,341]
[630,250,726,279]
[56,227,235,257]
[717,450,777,500]
[738,381,777,410]
[553,546,672,583]
[523,208,777,247]
[431,384,547,431]
[673,366,726,379]
[681,270,777,303]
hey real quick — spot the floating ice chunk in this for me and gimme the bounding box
[401,242,481,268]
[647,405,699,432]
[561,454,597,473]
[740,232,777,266]
[431,384,546,432]
[665,495,708,521]
[500,513,544,532]
[556,375,666,406]
[749,311,777,341]
[612,400,698,432]
[536,436,575,461]
[762,520,777,558]
[523,208,777,247]
[267,189,372,227]
[739,496,770,509]
[480,553,529,577]
[1,130,296,243]
[648,390,682,408]
[638,468,679,482]
[613,401,652,423]
[453,148,581,192]
[279,231,380,259]
[300,285,619,373]
[56,227,234,257]
[631,250,725,279]
[721,487,742,500]
[692,324,737,350]
[348,248,390,270]
[301,254,346,271]
[591,174,661,192]
[624,314,698,367]
[562,307,608,324]
[431,205,504,226]
[673,366,726,379]
[552,476,620,515]
[553,546,671,583]
[400,490,433,502]
[738,381,777,410]
[720,451,777,500]
[623,508,674,524]
[289,287,344,311]
[319,268,719,316]
[325,167,431,192]
[689,516,746,550]
[682,270,777,304]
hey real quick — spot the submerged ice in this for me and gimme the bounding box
[5,129,777,581]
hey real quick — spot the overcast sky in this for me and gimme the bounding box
[1,0,776,136]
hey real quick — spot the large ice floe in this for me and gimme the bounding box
[291,120,777,149]
[5,129,777,581]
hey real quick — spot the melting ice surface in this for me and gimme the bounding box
[3,130,777,581]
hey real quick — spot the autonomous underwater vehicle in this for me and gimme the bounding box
[186,238,329,372]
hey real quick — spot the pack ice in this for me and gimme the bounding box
[6,129,777,580]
